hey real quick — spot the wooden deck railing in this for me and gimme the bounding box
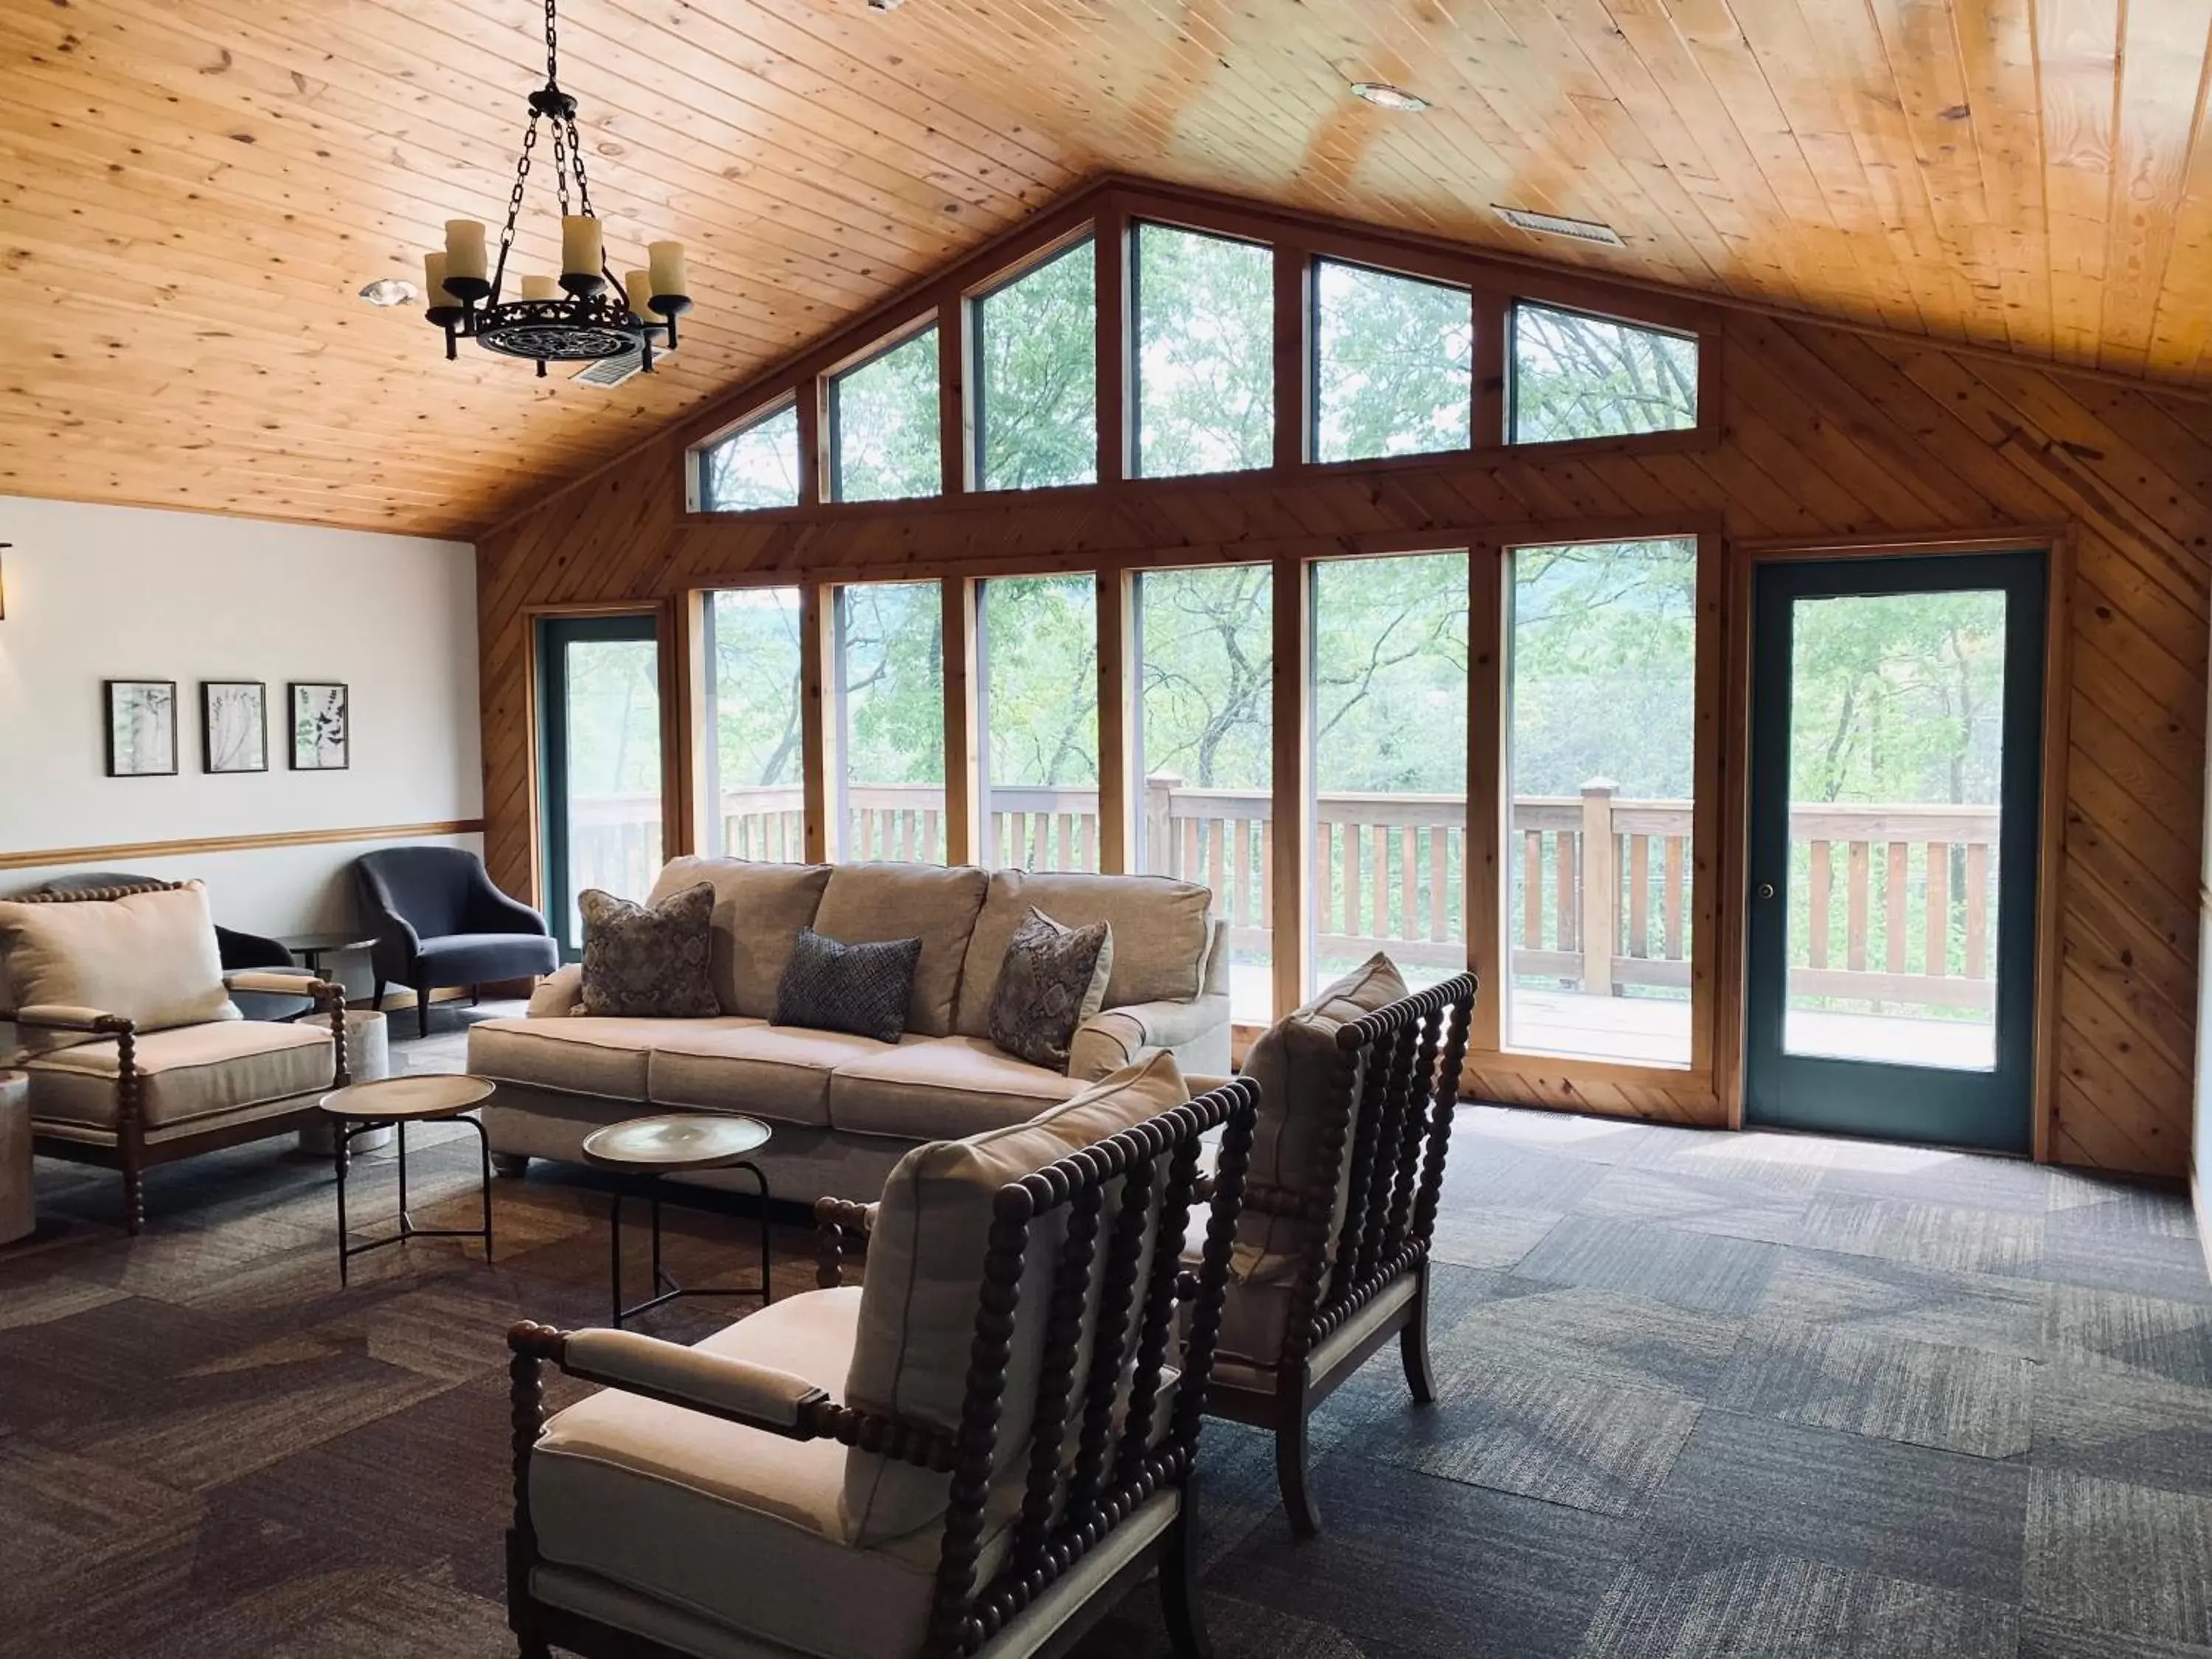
[569,777,2000,1017]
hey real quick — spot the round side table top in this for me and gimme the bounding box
[582,1113,773,1175]
[320,1074,495,1121]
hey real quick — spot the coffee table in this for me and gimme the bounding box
[319,1074,495,1284]
[581,1113,773,1329]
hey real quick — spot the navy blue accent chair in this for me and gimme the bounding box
[354,847,558,1037]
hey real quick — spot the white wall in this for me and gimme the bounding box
[0,495,480,959]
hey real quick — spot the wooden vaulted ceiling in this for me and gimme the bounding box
[3,0,2210,538]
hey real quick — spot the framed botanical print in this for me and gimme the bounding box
[289,681,350,771]
[201,681,268,773]
[105,679,178,777]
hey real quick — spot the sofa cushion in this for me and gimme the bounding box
[21,1020,334,1129]
[531,1286,957,1659]
[470,1015,757,1105]
[953,871,1211,1038]
[647,1019,912,1130]
[647,857,833,1019]
[812,863,987,1038]
[579,883,719,1018]
[987,907,1113,1073]
[826,1036,1086,1141]
[0,885,235,1055]
[842,1051,1189,1543]
[1217,952,1408,1371]
[773,928,924,1046]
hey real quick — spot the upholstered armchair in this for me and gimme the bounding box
[1199,959,1475,1537]
[354,846,557,1037]
[0,881,352,1232]
[504,1058,1258,1659]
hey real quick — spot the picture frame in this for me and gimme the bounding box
[104,679,178,777]
[201,680,268,774]
[289,681,350,771]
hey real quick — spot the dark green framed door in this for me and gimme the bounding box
[537,613,663,961]
[1743,550,2046,1153]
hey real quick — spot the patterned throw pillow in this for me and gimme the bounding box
[577,883,718,1018]
[773,927,923,1044]
[987,905,1114,1073]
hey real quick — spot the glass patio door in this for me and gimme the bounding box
[538,613,664,959]
[1742,551,2045,1152]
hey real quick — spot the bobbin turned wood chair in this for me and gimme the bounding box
[505,1056,1257,1659]
[1201,959,1475,1537]
[0,880,349,1233]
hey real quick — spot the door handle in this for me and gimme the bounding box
[1754,882,1775,900]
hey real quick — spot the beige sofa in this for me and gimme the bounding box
[468,857,1231,1198]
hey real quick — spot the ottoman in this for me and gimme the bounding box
[0,1071,31,1245]
[296,1009,394,1156]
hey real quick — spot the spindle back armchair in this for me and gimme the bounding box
[1206,964,1475,1537]
[506,1065,1258,1659]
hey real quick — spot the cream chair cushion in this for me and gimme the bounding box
[647,857,832,1018]
[472,1015,758,1104]
[810,863,988,1038]
[21,1020,333,1129]
[953,871,1212,1039]
[532,1287,961,1659]
[1215,953,1407,1372]
[842,1051,1189,1543]
[826,1037,1086,1141]
[647,1020,914,1129]
[0,885,235,1056]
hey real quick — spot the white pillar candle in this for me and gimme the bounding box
[444,219,487,281]
[521,274,559,301]
[647,240,688,298]
[422,251,453,306]
[625,269,653,316]
[562,215,603,278]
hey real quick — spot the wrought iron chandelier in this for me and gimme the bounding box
[421,0,690,376]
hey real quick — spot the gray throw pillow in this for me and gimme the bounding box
[578,883,719,1018]
[988,905,1114,1073]
[773,927,922,1045]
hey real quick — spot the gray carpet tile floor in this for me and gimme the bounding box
[4,1004,2209,1658]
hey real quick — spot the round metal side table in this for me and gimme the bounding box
[319,1074,496,1284]
[582,1113,773,1329]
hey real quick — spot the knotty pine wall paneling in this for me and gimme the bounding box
[479,192,2212,1181]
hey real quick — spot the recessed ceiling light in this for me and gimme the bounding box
[1494,205,1625,248]
[358,276,421,307]
[1350,81,1428,112]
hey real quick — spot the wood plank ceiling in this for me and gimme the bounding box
[3,0,2210,538]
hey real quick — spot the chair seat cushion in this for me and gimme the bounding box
[647,1020,915,1129]
[826,1037,1086,1141]
[530,1287,951,1659]
[414,931,560,983]
[471,1016,757,1104]
[21,1020,333,1129]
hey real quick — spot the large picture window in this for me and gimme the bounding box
[979,575,1099,870]
[1310,551,1469,993]
[835,581,947,861]
[1503,538,1698,1065]
[696,404,800,512]
[974,241,1096,491]
[1133,223,1273,479]
[1135,566,1273,1022]
[829,327,941,503]
[1510,303,1698,444]
[703,587,805,860]
[1312,261,1472,463]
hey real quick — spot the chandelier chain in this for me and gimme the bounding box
[496,115,540,283]
[565,116,599,222]
[550,119,573,218]
[545,0,560,88]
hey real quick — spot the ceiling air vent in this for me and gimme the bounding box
[570,338,674,388]
[1494,206,1624,248]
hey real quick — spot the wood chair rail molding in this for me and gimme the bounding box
[481,178,2212,1184]
[0,819,487,874]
